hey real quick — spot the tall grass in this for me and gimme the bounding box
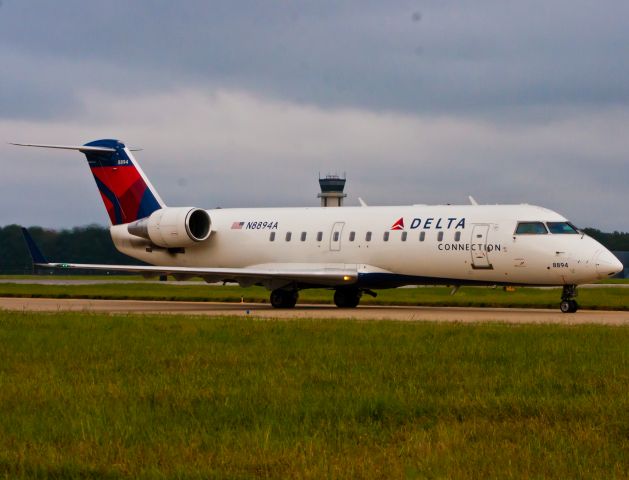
[0,312,627,478]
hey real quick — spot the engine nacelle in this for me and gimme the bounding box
[127,207,211,248]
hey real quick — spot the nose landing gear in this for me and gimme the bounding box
[560,285,578,313]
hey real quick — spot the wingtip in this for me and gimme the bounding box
[20,227,49,265]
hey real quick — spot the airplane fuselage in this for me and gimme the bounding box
[15,138,623,312]
[110,203,619,289]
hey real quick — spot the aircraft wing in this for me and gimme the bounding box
[31,261,358,287]
[21,228,357,288]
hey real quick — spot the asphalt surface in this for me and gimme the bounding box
[1,297,628,325]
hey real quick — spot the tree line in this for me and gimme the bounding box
[0,224,140,274]
[1,224,628,274]
[582,228,629,251]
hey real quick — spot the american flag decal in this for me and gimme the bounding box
[231,221,245,230]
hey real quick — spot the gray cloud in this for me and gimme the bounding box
[2,1,629,119]
[1,1,628,231]
[2,89,627,231]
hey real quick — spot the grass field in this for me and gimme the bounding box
[0,281,628,311]
[0,311,627,479]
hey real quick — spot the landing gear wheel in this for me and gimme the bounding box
[270,289,298,308]
[560,299,578,313]
[560,285,578,313]
[334,288,362,308]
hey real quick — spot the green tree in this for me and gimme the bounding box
[582,228,629,251]
[0,224,140,274]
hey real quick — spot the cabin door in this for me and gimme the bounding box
[471,224,493,269]
[330,222,345,251]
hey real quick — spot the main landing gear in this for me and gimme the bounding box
[270,289,298,308]
[332,287,376,308]
[560,284,578,313]
[333,287,363,308]
[269,287,375,309]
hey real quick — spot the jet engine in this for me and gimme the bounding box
[127,207,211,248]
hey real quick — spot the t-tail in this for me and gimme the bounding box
[10,139,165,225]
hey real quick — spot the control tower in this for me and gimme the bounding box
[318,175,347,207]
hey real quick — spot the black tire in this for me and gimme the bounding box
[560,299,578,313]
[334,288,361,308]
[270,289,298,308]
[560,300,571,313]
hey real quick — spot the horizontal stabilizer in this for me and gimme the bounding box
[12,139,163,225]
[10,143,116,153]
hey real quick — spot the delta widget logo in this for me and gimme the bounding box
[391,217,404,230]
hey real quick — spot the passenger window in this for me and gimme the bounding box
[454,231,461,242]
[419,232,425,242]
[401,232,407,241]
[546,222,579,234]
[317,232,323,242]
[383,232,389,242]
[333,232,339,242]
[286,232,292,241]
[301,232,307,241]
[437,231,444,242]
[349,231,355,242]
[515,222,548,234]
[269,232,275,242]
[366,232,372,242]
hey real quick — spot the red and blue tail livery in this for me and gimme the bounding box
[11,139,165,225]
[81,139,164,225]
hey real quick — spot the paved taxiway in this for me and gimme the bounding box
[1,297,628,325]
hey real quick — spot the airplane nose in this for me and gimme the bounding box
[594,250,624,278]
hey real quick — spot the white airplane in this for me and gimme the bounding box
[13,139,623,313]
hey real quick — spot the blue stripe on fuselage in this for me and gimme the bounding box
[356,273,529,289]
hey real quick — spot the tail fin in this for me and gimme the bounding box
[11,139,165,225]
[81,139,164,225]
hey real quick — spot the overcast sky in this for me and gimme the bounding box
[1,0,628,230]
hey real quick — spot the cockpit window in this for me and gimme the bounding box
[546,222,579,234]
[515,222,548,234]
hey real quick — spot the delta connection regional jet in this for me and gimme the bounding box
[13,139,623,313]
